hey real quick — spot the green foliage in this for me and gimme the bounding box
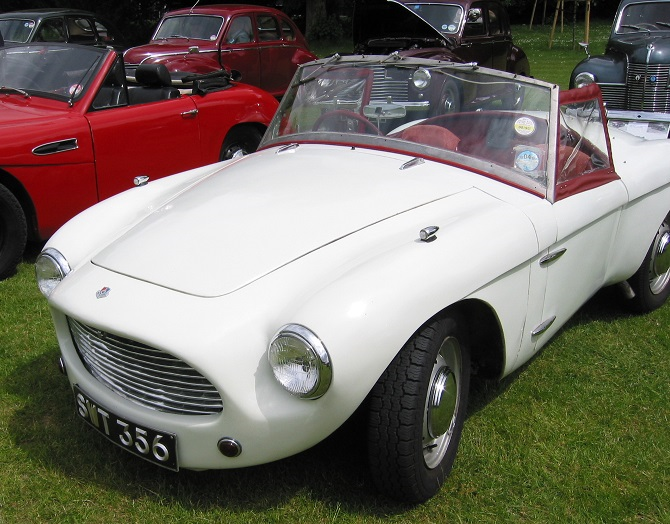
[307,14,347,42]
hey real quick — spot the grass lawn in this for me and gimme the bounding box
[1,20,669,524]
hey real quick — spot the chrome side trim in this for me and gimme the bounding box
[539,248,567,266]
[531,316,556,337]
[32,138,78,156]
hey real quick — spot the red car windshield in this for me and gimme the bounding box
[0,44,105,101]
[154,15,224,41]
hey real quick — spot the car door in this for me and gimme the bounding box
[256,13,293,96]
[85,60,201,200]
[486,2,513,72]
[526,87,627,350]
[457,2,493,68]
[219,14,261,88]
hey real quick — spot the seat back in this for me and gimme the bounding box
[128,64,180,104]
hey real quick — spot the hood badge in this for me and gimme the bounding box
[96,287,111,299]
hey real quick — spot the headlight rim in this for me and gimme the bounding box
[35,247,70,298]
[268,323,332,400]
[412,67,432,90]
[574,71,596,88]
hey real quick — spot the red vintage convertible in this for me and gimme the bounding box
[0,43,279,279]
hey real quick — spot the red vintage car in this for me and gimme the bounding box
[123,5,317,98]
[0,43,279,279]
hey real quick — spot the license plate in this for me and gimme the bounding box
[74,385,178,471]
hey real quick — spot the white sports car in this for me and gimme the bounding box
[36,55,670,503]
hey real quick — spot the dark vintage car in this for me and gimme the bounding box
[0,9,126,51]
[123,4,317,98]
[353,0,530,75]
[0,43,278,280]
[570,0,670,113]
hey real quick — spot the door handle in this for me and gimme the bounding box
[181,109,198,119]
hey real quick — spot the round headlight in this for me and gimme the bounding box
[35,248,70,298]
[412,68,432,90]
[574,72,596,88]
[268,324,332,399]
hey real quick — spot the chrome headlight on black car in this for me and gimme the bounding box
[35,248,70,298]
[268,324,332,399]
[574,72,596,88]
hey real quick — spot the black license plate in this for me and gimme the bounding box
[74,385,178,471]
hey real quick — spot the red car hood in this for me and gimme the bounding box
[124,40,217,65]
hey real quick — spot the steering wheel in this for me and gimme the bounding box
[313,110,380,135]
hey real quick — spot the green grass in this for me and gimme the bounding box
[2,21,670,523]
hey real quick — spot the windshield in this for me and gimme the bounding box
[403,4,463,34]
[154,15,224,41]
[616,2,670,33]
[0,44,106,101]
[0,18,36,43]
[262,56,553,195]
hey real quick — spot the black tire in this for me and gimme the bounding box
[368,315,471,503]
[219,126,263,161]
[0,184,27,280]
[628,213,670,312]
[433,80,461,116]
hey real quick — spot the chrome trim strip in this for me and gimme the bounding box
[531,316,556,337]
[32,138,78,156]
[539,248,567,266]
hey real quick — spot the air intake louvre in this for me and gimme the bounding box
[68,317,223,415]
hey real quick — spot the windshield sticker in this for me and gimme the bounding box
[515,149,540,172]
[514,117,536,136]
[25,21,36,29]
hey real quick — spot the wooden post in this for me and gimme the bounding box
[584,0,591,44]
[549,0,564,48]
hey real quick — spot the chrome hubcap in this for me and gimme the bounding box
[423,336,461,469]
[649,226,670,295]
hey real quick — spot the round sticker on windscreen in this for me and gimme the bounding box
[515,150,540,172]
[514,117,536,136]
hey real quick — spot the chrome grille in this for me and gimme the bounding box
[626,64,670,113]
[68,318,223,415]
[599,84,626,110]
[370,66,410,102]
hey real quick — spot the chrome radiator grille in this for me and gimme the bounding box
[599,84,626,110]
[68,318,223,415]
[626,64,670,113]
[370,66,410,103]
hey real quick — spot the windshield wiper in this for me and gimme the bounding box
[620,24,650,32]
[0,86,30,98]
[293,53,342,87]
[657,21,670,28]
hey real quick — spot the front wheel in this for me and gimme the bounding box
[628,213,670,312]
[219,126,263,161]
[0,184,28,280]
[367,315,470,502]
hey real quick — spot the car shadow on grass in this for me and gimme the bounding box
[3,285,634,516]
[466,284,633,416]
[4,348,413,516]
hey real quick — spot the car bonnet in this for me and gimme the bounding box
[353,0,449,48]
[91,145,474,297]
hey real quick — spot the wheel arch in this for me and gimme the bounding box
[433,299,506,380]
[0,169,39,241]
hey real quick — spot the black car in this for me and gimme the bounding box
[353,0,530,75]
[570,0,670,113]
[0,9,125,51]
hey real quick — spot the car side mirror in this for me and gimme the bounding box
[467,8,482,23]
